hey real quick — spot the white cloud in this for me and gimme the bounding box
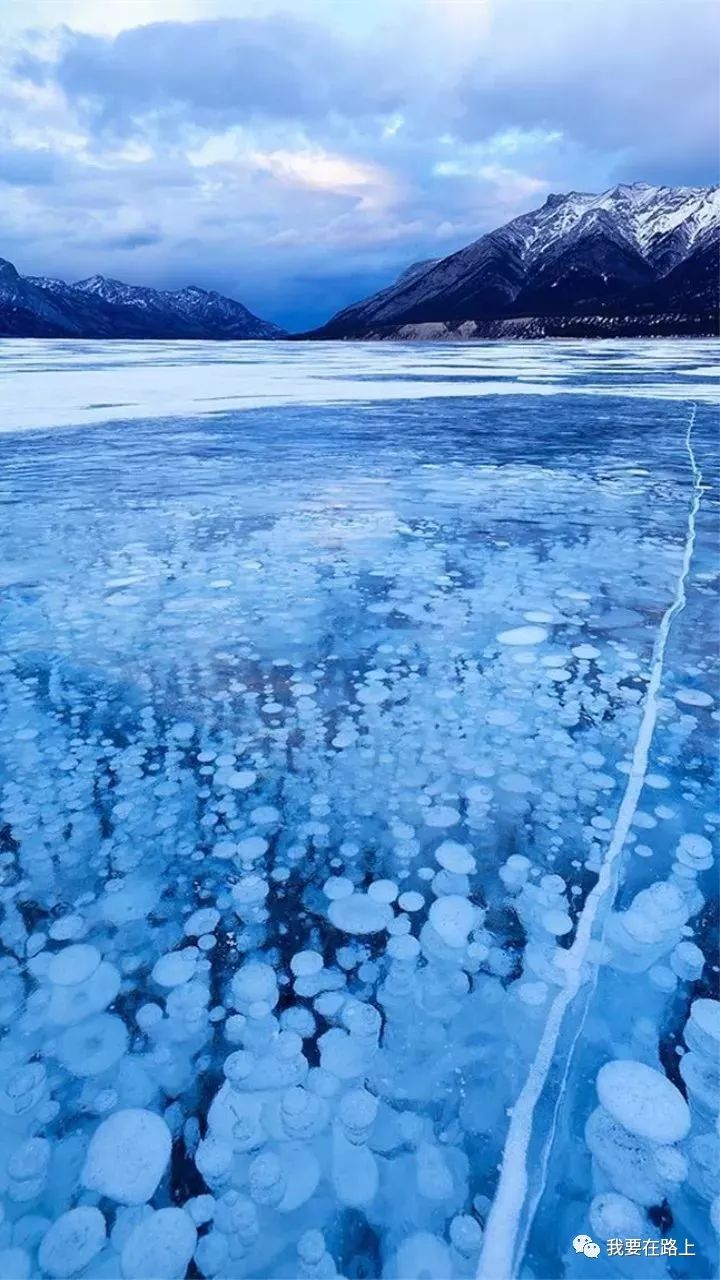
[5,0,242,37]
[249,148,392,199]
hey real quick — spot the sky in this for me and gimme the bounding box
[1,0,718,330]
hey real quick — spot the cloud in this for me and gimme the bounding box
[19,15,400,133]
[1,0,717,329]
[0,146,65,186]
[456,0,719,183]
[99,229,163,250]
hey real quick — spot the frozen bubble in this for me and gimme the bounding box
[387,934,421,961]
[572,643,601,660]
[597,1060,690,1144]
[450,1214,483,1256]
[395,1232,451,1279]
[0,1250,30,1280]
[676,833,713,870]
[291,951,324,977]
[170,721,195,741]
[435,842,476,874]
[323,877,354,900]
[398,891,424,913]
[428,895,475,948]
[39,1208,106,1279]
[137,1003,163,1030]
[541,909,573,936]
[48,915,85,942]
[82,1108,172,1205]
[465,783,493,804]
[297,1229,326,1265]
[101,880,159,926]
[486,708,518,726]
[524,610,555,623]
[645,773,670,790]
[356,683,389,705]
[248,1150,285,1205]
[499,854,531,890]
[121,1208,196,1279]
[339,1087,378,1136]
[249,806,280,825]
[231,961,278,1010]
[367,879,398,904]
[671,941,705,981]
[589,1193,645,1241]
[517,982,548,1007]
[186,1195,215,1226]
[424,806,460,829]
[498,772,533,794]
[497,625,548,646]
[328,893,393,936]
[231,875,269,918]
[47,944,101,986]
[675,688,714,708]
[235,836,268,860]
[152,949,197,989]
[184,908,220,937]
[281,1006,316,1039]
[8,1135,50,1191]
[47,961,120,1026]
[56,1013,128,1077]
[686,998,720,1056]
[317,991,345,1020]
[226,770,256,790]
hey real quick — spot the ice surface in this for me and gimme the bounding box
[0,339,717,1279]
[0,337,717,433]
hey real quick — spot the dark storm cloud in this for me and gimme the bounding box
[98,230,164,250]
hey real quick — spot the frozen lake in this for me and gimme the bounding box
[0,340,717,1280]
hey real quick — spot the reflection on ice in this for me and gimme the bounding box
[0,341,717,1280]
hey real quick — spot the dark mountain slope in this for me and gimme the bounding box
[311,182,719,340]
[0,260,285,339]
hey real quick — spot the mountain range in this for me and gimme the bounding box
[1,183,717,341]
[311,182,719,340]
[0,260,285,339]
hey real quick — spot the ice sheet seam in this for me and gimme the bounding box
[477,402,702,1280]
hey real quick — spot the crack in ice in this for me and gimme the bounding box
[477,402,703,1280]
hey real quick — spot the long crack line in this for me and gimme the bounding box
[477,402,702,1280]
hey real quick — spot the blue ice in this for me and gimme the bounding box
[0,340,717,1280]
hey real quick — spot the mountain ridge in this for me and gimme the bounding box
[0,261,286,339]
[310,182,719,340]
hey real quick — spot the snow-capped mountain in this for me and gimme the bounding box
[0,260,285,339]
[313,183,719,339]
